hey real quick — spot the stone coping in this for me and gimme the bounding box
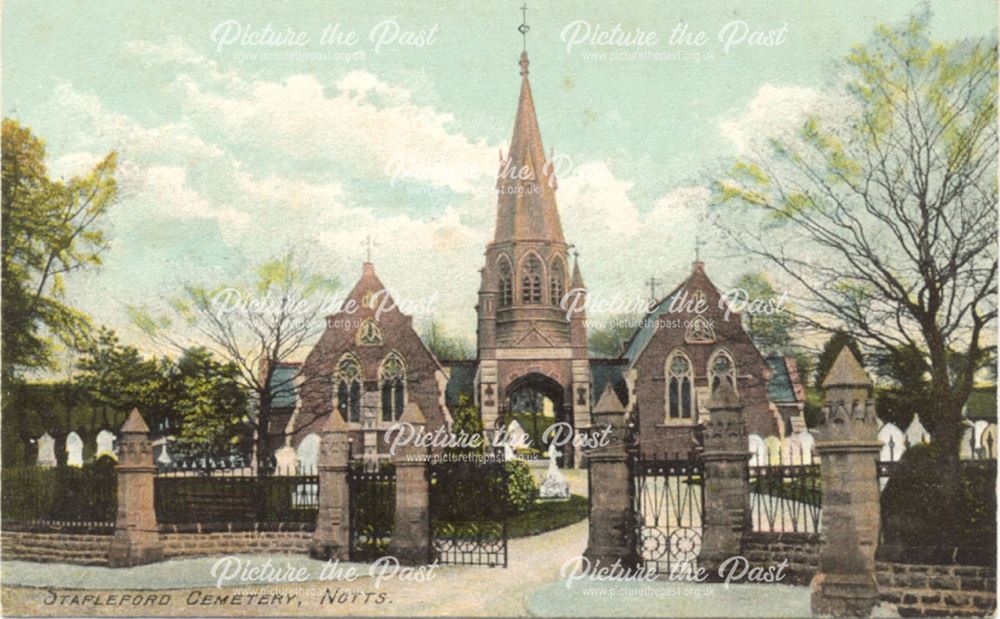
[877,543,996,568]
[158,522,315,533]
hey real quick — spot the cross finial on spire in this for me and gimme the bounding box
[695,231,705,263]
[362,235,376,263]
[519,2,530,52]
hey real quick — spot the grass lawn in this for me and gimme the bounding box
[507,494,588,538]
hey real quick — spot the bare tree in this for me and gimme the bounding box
[712,15,997,464]
[133,251,339,474]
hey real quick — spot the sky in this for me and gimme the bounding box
[3,0,997,358]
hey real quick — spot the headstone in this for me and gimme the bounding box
[764,435,781,465]
[36,433,56,467]
[507,419,530,450]
[297,433,320,472]
[747,433,767,466]
[539,442,570,499]
[960,424,975,460]
[96,430,116,457]
[66,432,84,466]
[275,445,298,473]
[156,442,172,466]
[905,415,929,446]
[878,422,906,462]
[797,430,816,464]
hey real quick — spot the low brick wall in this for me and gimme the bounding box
[1,530,112,566]
[743,532,997,616]
[876,562,997,618]
[743,532,820,585]
[160,523,313,559]
[2,523,315,566]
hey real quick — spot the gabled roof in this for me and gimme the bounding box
[270,364,300,409]
[767,356,805,404]
[622,262,722,365]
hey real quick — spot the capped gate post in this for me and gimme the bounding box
[388,400,433,565]
[810,348,881,617]
[583,384,639,569]
[109,408,163,567]
[700,380,750,573]
[311,409,351,560]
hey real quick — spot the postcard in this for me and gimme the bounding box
[1,1,996,617]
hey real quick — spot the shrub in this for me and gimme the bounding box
[880,443,996,565]
[504,459,539,514]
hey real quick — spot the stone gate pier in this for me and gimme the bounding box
[810,348,881,617]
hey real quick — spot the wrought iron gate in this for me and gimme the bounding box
[348,466,395,562]
[429,460,508,567]
[632,456,704,575]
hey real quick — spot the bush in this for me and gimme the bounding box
[880,443,996,565]
[504,459,539,514]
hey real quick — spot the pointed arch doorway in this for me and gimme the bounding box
[503,373,571,467]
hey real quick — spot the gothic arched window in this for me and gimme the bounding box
[709,349,737,395]
[335,354,363,423]
[521,254,543,304]
[498,256,513,307]
[379,353,406,422]
[666,350,694,421]
[550,258,565,306]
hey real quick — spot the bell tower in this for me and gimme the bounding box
[475,42,592,457]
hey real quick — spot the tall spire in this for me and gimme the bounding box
[493,47,565,244]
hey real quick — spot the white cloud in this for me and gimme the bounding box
[559,161,642,241]
[46,81,224,162]
[179,69,498,193]
[717,84,853,155]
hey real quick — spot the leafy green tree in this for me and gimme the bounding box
[732,272,796,354]
[448,394,486,453]
[75,329,250,463]
[712,15,997,469]
[1,119,118,376]
[420,320,473,360]
[588,316,641,357]
[171,348,251,462]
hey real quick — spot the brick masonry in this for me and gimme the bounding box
[2,524,314,566]
[744,533,997,617]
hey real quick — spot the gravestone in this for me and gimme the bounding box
[274,445,298,473]
[507,419,530,450]
[96,430,116,457]
[297,433,320,472]
[539,442,570,499]
[36,433,56,467]
[66,432,84,466]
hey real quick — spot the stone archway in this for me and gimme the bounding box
[503,373,571,466]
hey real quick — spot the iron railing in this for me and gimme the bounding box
[154,466,318,525]
[1,464,117,531]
